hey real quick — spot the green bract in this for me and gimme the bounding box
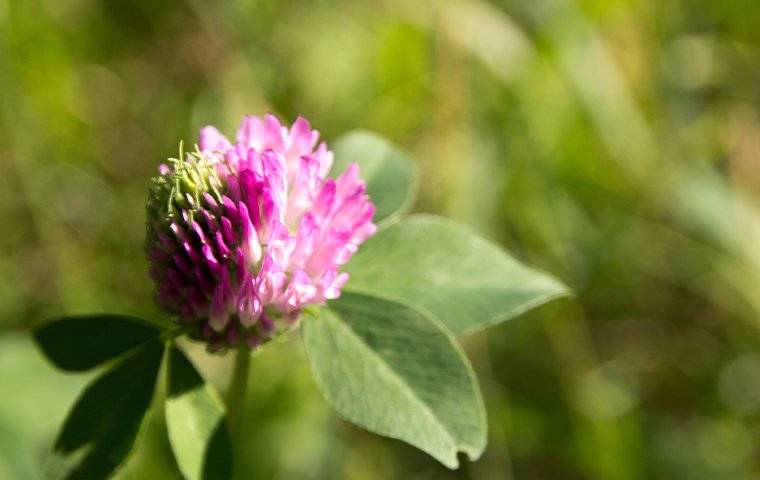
[33,130,570,479]
[146,145,223,221]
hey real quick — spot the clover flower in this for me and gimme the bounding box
[146,114,376,351]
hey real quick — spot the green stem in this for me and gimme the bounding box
[225,342,251,433]
[225,343,251,479]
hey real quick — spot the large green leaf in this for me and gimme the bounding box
[302,293,486,469]
[33,314,161,372]
[45,340,164,480]
[344,214,571,335]
[332,130,417,222]
[165,346,232,480]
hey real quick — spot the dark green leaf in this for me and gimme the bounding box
[33,314,161,372]
[165,346,232,480]
[344,214,571,335]
[332,130,418,222]
[45,340,164,480]
[303,293,486,469]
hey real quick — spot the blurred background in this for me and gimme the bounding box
[1,0,760,478]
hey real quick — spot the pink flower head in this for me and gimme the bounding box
[146,114,376,351]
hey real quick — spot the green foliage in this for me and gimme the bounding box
[6,1,755,476]
[332,130,417,222]
[344,214,570,335]
[305,135,567,469]
[27,123,571,475]
[45,341,163,480]
[27,126,571,474]
[165,346,232,480]
[303,293,486,469]
[33,315,161,372]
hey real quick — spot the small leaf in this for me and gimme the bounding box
[344,214,571,335]
[165,345,232,480]
[303,293,486,469]
[33,314,161,372]
[332,130,418,222]
[46,340,164,480]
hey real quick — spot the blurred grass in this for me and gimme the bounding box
[1,0,760,478]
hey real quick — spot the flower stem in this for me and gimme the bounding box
[226,342,251,434]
